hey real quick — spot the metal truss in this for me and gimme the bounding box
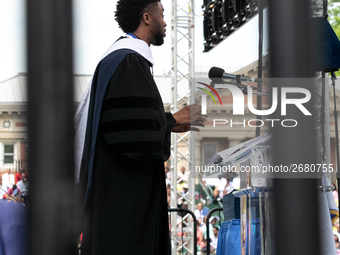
[312,1,333,180]
[315,73,332,180]
[170,0,195,254]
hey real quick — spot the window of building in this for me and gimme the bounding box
[203,144,217,165]
[4,144,14,164]
[201,139,229,166]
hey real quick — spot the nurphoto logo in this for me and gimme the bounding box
[198,82,312,128]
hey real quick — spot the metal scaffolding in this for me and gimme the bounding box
[170,0,196,254]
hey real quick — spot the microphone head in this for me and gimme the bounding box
[208,67,225,80]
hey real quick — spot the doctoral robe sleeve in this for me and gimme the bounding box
[99,53,176,164]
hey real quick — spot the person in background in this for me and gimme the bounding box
[178,166,188,183]
[177,179,186,194]
[15,168,24,184]
[165,166,171,181]
[333,183,338,207]
[200,238,215,255]
[181,183,189,200]
[166,184,171,208]
[202,216,219,240]
[213,174,226,203]
[194,203,206,228]
[6,184,21,202]
[165,176,171,187]
[210,226,219,250]
[222,178,235,197]
[179,201,189,218]
[197,221,204,248]
[334,234,340,254]
[17,172,29,196]
[2,169,14,191]
[201,216,208,239]
[177,184,189,218]
[0,177,5,199]
[335,221,340,240]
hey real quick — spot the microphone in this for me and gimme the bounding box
[208,66,258,83]
[208,66,269,97]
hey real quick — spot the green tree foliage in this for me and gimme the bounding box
[328,0,340,75]
[328,0,340,35]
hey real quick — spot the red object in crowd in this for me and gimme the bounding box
[15,173,21,184]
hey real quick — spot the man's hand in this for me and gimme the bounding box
[172,104,207,133]
[172,124,200,133]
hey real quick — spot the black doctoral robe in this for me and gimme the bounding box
[81,53,175,255]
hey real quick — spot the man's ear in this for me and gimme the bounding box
[142,12,151,26]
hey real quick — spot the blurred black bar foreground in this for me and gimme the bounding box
[27,1,77,255]
[269,0,321,255]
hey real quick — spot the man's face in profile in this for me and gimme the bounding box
[150,2,166,46]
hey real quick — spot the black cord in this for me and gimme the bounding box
[256,0,264,137]
[258,0,263,78]
[260,80,270,92]
[261,80,269,87]
[248,85,269,93]
[181,215,184,254]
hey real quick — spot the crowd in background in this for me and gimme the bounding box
[0,168,29,205]
[165,166,340,254]
[165,166,235,254]
[3,163,339,254]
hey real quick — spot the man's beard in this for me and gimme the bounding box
[154,32,164,46]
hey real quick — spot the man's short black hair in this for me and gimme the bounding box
[115,0,160,33]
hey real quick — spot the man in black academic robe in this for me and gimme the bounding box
[77,1,206,254]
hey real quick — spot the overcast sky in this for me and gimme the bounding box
[0,0,268,82]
